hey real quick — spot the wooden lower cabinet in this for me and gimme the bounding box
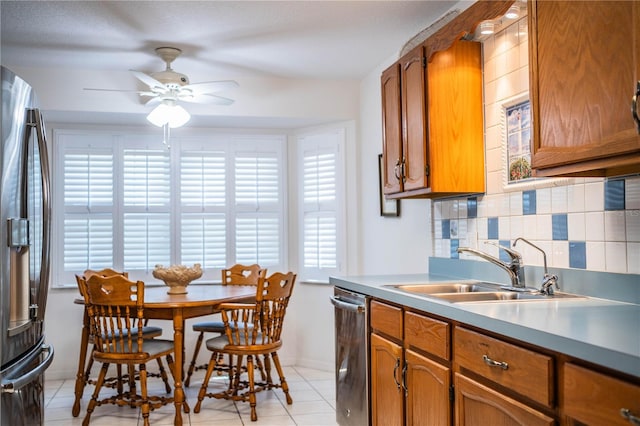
[454,373,555,426]
[371,333,404,425]
[368,298,640,426]
[563,363,640,426]
[370,302,452,426]
[405,349,451,426]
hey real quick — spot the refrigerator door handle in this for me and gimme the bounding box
[30,109,51,322]
[1,344,54,394]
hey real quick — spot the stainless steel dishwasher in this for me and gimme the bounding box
[331,287,369,426]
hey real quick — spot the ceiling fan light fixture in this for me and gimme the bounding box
[147,101,191,128]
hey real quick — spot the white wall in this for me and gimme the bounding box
[357,58,431,275]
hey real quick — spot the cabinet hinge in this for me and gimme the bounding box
[422,56,426,68]
[449,385,455,402]
[425,164,430,177]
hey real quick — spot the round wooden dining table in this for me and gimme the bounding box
[72,283,257,426]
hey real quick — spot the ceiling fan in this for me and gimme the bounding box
[86,46,238,128]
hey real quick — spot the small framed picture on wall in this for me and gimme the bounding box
[378,154,399,217]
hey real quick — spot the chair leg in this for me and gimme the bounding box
[139,364,150,426]
[116,364,125,396]
[271,352,292,404]
[231,355,244,394]
[246,355,258,421]
[256,354,268,382]
[156,358,171,393]
[194,352,219,413]
[185,331,205,387]
[262,354,272,384]
[83,345,96,384]
[83,362,109,426]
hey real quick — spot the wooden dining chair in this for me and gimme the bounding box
[73,269,165,416]
[184,263,266,387]
[81,274,180,426]
[193,271,297,421]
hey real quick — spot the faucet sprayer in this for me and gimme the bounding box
[513,237,559,295]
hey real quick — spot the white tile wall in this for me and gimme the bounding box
[431,16,640,275]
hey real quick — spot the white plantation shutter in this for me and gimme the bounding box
[297,128,345,281]
[123,148,170,207]
[64,152,113,206]
[233,142,283,270]
[63,216,113,271]
[180,215,226,268]
[236,215,280,266]
[179,148,227,269]
[60,135,115,282]
[122,147,171,274]
[53,130,286,287]
[303,214,337,268]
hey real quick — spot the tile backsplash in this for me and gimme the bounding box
[432,16,640,275]
[434,178,640,274]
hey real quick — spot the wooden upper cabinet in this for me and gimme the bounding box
[381,63,403,195]
[427,40,484,196]
[401,45,429,193]
[529,0,640,177]
[381,40,483,199]
[381,45,428,197]
[379,1,513,199]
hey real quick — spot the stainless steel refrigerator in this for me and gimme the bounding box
[0,66,54,425]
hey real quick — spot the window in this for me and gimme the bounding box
[53,130,286,286]
[297,128,346,282]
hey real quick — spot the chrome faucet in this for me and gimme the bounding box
[457,243,525,290]
[513,237,559,295]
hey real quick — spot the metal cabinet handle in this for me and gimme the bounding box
[394,159,402,180]
[392,358,401,390]
[632,81,640,134]
[482,354,509,370]
[401,362,408,396]
[401,157,406,183]
[621,408,640,425]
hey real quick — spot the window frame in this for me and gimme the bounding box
[52,128,287,287]
[296,127,347,283]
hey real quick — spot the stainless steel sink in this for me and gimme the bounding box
[390,281,499,295]
[387,281,585,303]
[431,291,583,303]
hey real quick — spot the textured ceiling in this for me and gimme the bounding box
[1,0,458,80]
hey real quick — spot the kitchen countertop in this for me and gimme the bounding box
[330,273,640,379]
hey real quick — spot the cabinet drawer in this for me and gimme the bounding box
[454,327,554,407]
[404,311,449,360]
[370,300,402,340]
[564,363,640,426]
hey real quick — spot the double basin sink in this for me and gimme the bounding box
[387,281,584,303]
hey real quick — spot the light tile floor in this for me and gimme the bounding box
[44,366,337,425]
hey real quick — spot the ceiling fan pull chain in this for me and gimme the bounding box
[162,123,171,149]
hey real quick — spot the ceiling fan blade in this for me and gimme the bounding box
[144,96,163,106]
[130,69,166,90]
[180,80,239,96]
[178,93,235,105]
[84,87,145,93]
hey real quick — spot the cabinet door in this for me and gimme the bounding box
[454,373,554,426]
[428,41,484,195]
[563,363,640,426]
[405,349,451,426]
[370,333,404,426]
[530,1,640,176]
[401,45,429,191]
[381,63,403,194]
